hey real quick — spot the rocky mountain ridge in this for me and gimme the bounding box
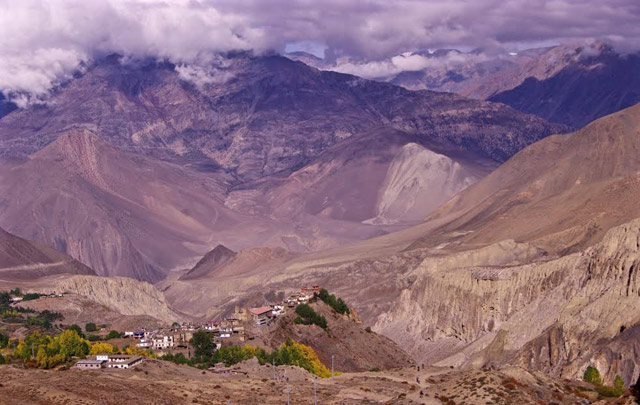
[0,53,567,281]
[303,42,639,129]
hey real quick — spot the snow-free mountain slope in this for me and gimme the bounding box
[0,54,566,281]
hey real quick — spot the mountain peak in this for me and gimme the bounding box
[179,245,237,281]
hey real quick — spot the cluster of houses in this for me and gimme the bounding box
[247,285,320,326]
[74,285,324,370]
[122,327,196,352]
[203,315,246,342]
[75,354,143,370]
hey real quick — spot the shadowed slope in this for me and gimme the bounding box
[0,226,94,280]
[410,102,640,254]
[179,245,236,281]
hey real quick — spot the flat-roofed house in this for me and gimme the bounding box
[106,355,143,369]
[76,359,105,369]
[153,334,174,350]
[249,306,274,326]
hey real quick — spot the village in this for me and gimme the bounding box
[71,286,321,370]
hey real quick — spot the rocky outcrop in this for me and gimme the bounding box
[262,301,413,372]
[375,218,640,386]
[38,275,180,323]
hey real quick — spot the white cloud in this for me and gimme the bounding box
[331,52,489,79]
[0,0,638,104]
[0,0,265,104]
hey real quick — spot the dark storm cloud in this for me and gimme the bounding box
[1,0,639,105]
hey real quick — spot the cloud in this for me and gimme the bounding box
[331,51,491,79]
[1,0,639,104]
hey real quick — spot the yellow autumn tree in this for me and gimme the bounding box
[269,340,333,378]
[124,345,154,358]
[14,329,90,369]
[90,342,115,355]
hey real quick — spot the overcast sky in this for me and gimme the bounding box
[1,0,639,105]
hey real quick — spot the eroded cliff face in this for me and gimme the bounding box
[365,143,483,225]
[374,218,640,385]
[38,275,180,323]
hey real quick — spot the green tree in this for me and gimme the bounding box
[190,330,215,363]
[316,289,350,315]
[106,330,121,340]
[14,331,51,362]
[85,322,98,332]
[613,375,625,395]
[22,293,41,301]
[0,333,9,348]
[0,292,10,306]
[584,365,602,385]
[67,324,83,337]
[10,288,22,296]
[295,304,327,329]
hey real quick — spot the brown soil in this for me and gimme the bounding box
[0,361,611,404]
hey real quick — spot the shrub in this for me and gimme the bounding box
[0,333,9,348]
[166,352,189,365]
[26,311,63,329]
[85,323,98,332]
[584,366,602,386]
[22,293,41,301]
[106,330,121,340]
[614,375,625,392]
[597,375,625,397]
[10,288,22,296]
[213,345,267,366]
[597,385,622,397]
[0,292,11,306]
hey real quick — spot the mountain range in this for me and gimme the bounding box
[292,42,640,129]
[169,102,640,384]
[2,43,640,389]
[0,52,565,281]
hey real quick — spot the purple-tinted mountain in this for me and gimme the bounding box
[0,53,566,172]
[382,42,639,129]
[0,226,95,280]
[0,93,17,120]
[0,53,567,281]
[489,46,640,128]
